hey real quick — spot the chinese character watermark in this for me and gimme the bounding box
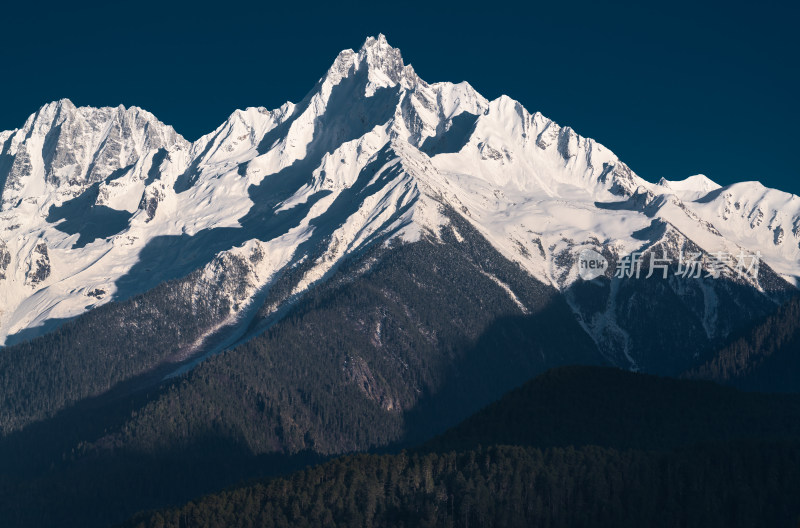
[577,249,761,281]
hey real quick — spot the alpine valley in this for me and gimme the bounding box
[1,35,799,527]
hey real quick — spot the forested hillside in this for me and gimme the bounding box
[111,221,602,458]
[685,295,800,392]
[427,366,800,451]
[0,250,256,435]
[124,444,800,528]
[123,367,800,528]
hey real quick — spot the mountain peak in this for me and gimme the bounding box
[358,34,417,91]
[358,33,400,63]
[360,33,390,51]
[42,98,76,112]
[320,35,418,95]
[658,174,720,194]
[27,98,77,128]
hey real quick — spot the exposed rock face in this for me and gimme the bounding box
[25,241,50,286]
[0,240,10,280]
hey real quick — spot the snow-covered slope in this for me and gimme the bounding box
[682,181,800,285]
[0,34,796,359]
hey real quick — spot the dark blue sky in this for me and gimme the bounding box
[2,0,797,194]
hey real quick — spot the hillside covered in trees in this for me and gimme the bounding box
[124,443,800,528]
[123,367,800,528]
[685,294,800,392]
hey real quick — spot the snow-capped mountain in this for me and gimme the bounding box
[0,34,797,370]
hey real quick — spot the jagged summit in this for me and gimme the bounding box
[321,34,419,95]
[360,34,419,88]
[0,98,186,214]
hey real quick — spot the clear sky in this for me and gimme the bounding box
[2,0,797,194]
